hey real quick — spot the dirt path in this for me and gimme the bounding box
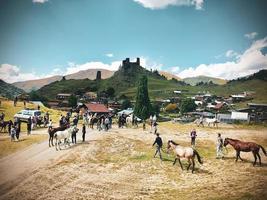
[0,126,104,197]
[0,125,267,200]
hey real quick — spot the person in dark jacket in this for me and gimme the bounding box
[27,118,32,135]
[73,116,78,126]
[153,133,163,160]
[82,123,86,142]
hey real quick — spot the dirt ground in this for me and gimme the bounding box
[0,122,267,200]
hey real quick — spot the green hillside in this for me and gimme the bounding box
[183,75,227,86]
[35,65,267,106]
[0,79,25,99]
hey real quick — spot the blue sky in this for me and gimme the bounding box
[0,0,267,82]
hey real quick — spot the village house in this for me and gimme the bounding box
[56,93,72,100]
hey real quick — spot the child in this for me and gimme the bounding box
[11,125,16,141]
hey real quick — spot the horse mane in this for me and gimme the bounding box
[169,140,179,146]
[225,138,241,142]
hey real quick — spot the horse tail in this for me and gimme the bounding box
[259,145,267,156]
[193,149,203,164]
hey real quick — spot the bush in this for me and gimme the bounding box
[165,103,178,113]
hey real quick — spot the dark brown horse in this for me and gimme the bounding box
[48,124,69,147]
[224,138,267,166]
[0,120,9,133]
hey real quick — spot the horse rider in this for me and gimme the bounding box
[190,128,197,148]
[216,133,224,159]
[153,133,163,161]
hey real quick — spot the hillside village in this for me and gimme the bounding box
[1,58,266,125]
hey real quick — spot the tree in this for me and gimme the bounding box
[151,103,161,116]
[96,71,101,80]
[121,99,132,110]
[68,94,77,108]
[180,98,197,114]
[106,87,115,97]
[134,75,151,120]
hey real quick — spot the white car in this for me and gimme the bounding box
[14,110,41,122]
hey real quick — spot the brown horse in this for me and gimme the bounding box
[48,124,69,147]
[224,138,267,166]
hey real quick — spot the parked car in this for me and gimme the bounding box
[14,109,41,122]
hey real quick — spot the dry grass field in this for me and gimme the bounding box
[0,121,266,200]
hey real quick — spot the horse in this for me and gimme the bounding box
[204,118,219,127]
[224,138,267,166]
[48,123,69,147]
[54,126,79,151]
[89,116,99,129]
[0,120,9,133]
[167,140,203,173]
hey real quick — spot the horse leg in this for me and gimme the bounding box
[235,151,240,162]
[178,158,183,170]
[55,139,58,151]
[256,152,261,166]
[49,136,51,147]
[173,158,177,166]
[238,153,244,161]
[187,158,191,171]
[253,152,257,166]
[192,159,195,173]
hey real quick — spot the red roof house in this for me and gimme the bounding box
[84,103,110,114]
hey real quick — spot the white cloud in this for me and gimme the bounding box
[0,64,41,83]
[176,37,267,79]
[133,0,204,10]
[225,50,240,59]
[105,53,114,58]
[32,0,48,3]
[65,61,121,75]
[244,32,258,39]
[138,57,163,71]
[170,66,180,73]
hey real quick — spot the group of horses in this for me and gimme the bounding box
[48,123,79,150]
[166,137,267,173]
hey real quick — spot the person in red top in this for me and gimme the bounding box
[190,129,197,147]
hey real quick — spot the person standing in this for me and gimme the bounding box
[11,125,16,141]
[27,117,32,135]
[82,123,86,142]
[8,120,13,135]
[15,124,20,141]
[73,115,78,126]
[216,133,224,159]
[23,100,26,108]
[153,121,158,134]
[72,128,77,144]
[153,133,163,161]
[104,117,109,131]
[190,128,197,148]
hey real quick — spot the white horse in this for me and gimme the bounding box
[205,118,219,127]
[167,140,203,173]
[126,114,140,127]
[54,126,79,151]
[195,117,219,128]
